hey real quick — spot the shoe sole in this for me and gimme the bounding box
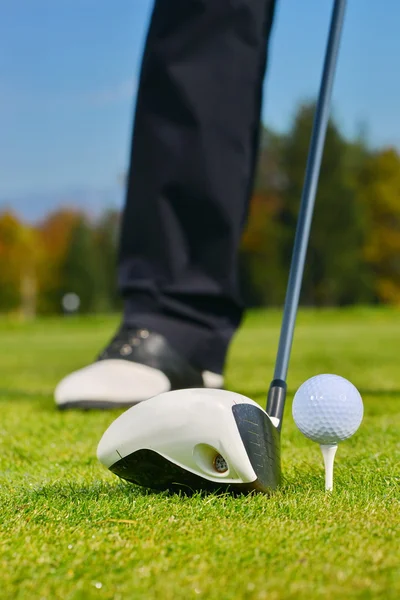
[57,399,145,410]
[57,385,224,411]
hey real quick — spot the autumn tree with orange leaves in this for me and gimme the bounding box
[0,211,42,316]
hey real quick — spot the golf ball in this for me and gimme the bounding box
[292,374,363,444]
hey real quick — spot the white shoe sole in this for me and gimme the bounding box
[55,359,224,409]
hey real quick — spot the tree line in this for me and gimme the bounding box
[2,102,400,317]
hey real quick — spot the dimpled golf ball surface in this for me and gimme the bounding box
[292,374,363,444]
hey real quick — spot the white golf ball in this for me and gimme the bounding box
[292,374,363,444]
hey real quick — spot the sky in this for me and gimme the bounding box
[1,0,400,220]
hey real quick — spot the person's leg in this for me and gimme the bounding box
[120,0,276,370]
[55,0,276,409]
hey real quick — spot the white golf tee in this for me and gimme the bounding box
[320,444,338,491]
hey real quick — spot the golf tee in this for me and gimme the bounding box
[319,444,338,491]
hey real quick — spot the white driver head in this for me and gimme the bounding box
[97,388,281,494]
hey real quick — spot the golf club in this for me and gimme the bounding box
[97,0,347,494]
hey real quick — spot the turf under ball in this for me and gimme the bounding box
[292,374,364,445]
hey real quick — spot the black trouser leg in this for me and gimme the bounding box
[119,0,277,374]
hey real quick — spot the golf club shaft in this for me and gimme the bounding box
[267,0,347,425]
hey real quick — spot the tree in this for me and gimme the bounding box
[280,104,369,306]
[60,216,103,313]
[239,126,287,306]
[0,211,41,316]
[37,208,82,313]
[357,148,400,304]
[240,191,286,306]
[92,210,121,312]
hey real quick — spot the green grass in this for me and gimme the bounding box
[0,308,399,600]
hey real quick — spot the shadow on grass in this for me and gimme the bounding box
[22,478,296,508]
[28,479,161,501]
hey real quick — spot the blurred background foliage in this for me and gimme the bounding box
[2,102,400,317]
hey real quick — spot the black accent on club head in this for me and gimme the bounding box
[232,403,281,490]
[108,449,269,495]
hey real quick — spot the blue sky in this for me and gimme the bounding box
[1,0,400,219]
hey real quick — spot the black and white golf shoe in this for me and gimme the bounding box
[55,328,224,410]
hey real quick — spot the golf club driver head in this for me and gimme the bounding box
[97,388,281,494]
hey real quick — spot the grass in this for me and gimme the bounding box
[0,308,399,599]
